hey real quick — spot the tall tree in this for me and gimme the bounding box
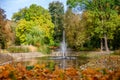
[0,8,14,49]
[67,0,120,52]
[49,1,64,43]
[3,20,15,48]
[64,8,88,49]
[12,4,54,46]
[111,0,120,49]
[0,8,6,49]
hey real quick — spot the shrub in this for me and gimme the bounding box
[38,45,50,54]
[113,50,120,55]
[7,46,30,53]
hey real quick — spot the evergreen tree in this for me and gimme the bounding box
[49,1,64,43]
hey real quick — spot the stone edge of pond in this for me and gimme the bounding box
[0,52,47,65]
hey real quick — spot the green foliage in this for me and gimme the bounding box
[26,26,44,46]
[7,46,30,53]
[84,35,100,49]
[9,71,17,80]
[64,8,88,49]
[49,1,64,43]
[12,4,54,53]
[86,10,120,39]
[67,0,120,51]
[112,25,120,49]
[12,7,28,21]
[47,61,55,71]
[15,19,33,44]
[12,4,50,21]
[37,44,51,54]
[26,66,34,70]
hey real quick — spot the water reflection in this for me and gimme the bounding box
[20,56,89,69]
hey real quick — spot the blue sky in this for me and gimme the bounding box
[0,0,67,20]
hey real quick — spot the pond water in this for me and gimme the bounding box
[18,55,89,69]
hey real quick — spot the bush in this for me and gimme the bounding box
[7,46,30,53]
[76,47,98,51]
[0,63,120,80]
[38,45,51,54]
[113,50,120,55]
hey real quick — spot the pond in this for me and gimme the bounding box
[17,55,89,69]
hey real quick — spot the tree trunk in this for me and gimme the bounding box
[104,34,109,52]
[100,38,103,52]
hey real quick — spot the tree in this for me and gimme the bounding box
[12,7,28,21]
[112,15,120,49]
[0,8,14,49]
[0,8,6,49]
[111,0,120,49]
[115,0,120,14]
[12,4,54,46]
[3,20,15,48]
[49,1,64,43]
[67,0,120,52]
[64,8,88,49]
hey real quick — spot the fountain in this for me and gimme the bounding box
[30,30,88,68]
[61,30,67,58]
[60,30,76,60]
[9,31,89,69]
[60,30,67,68]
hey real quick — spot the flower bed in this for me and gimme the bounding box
[0,62,120,80]
[0,54,120,80]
